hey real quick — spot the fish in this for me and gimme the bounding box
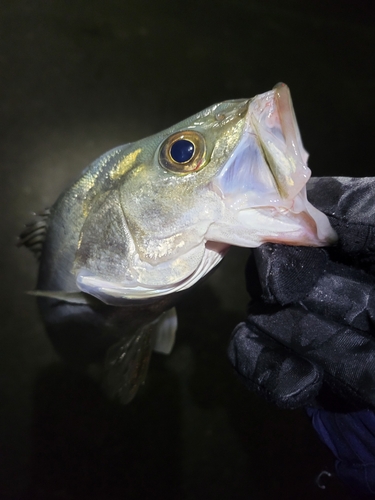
[19,83,336,403]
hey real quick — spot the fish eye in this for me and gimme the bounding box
[159,131,206,173]
[170,139,195,163]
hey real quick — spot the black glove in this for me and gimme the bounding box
[228,177,375,411]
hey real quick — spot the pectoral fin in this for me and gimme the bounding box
[104,323,154,404]
[103,308,178,404]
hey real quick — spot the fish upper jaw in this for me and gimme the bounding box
[213,83,310,209]
[209,83,337,247]
[249,83,312,201]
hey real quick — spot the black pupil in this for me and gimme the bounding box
[170,139,195,163]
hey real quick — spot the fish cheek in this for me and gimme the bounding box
[74,190,134,284]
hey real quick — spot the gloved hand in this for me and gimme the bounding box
[228,177,375,497]
[228,177,375,411]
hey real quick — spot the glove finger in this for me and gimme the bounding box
[247,303,375,409]
[308,177,375,275]
[307,177,375,229]
[228,320,323,409]
[246,244,328,305]
[248,244,375,334]
[303,260,375,332]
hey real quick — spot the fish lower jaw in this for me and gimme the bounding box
[236,205,337,247]
[75,241,228,304]
[207,204,336,248]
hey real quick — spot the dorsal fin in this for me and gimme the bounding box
[18,208,50,260]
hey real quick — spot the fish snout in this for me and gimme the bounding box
[208,84,337,248]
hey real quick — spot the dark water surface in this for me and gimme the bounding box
[1,1,374,498]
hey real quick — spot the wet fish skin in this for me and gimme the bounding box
[40,99,250,302]
[20,84,336,403]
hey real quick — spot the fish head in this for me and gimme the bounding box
[75,84,336,303]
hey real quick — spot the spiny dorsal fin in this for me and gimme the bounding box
[18,208,50,260]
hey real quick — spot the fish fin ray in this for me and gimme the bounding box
[18,208,51,260]
[103,323,154,404]
[27,290,98,305]
[153,307,178,355]
[103,309,178,404]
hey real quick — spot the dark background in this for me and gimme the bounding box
[2,1,375,498]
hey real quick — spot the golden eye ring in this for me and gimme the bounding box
[159,130,206,174]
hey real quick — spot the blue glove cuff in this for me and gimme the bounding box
[306,407,375,496]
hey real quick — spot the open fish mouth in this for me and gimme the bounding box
[209,83,336,247]
[74,84,336,303]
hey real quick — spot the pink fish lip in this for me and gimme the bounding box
[244,83,311,203]
[273,82,307,170]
